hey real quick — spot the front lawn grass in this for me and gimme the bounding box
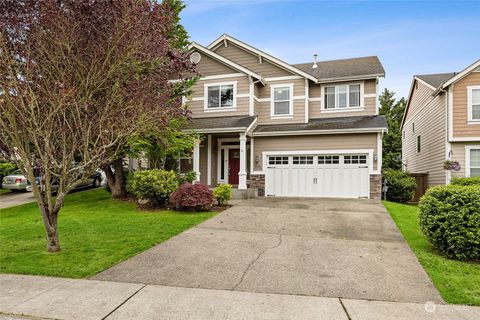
[0,188,10,194]
[0,188,216,278]
[383,201,480,306]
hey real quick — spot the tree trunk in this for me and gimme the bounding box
[39,204,61,252]
[47,227,60,252]
[102,158,127,199]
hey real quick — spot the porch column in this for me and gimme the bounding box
[193,138,200,182]
[238,132,247,189]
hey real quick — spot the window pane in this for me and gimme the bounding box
[220,85,233,108]
[207,86,220,108]
[472,89,480,105]
[471,168,480,177]
[274,87,290,101]
[325,87,335,109]
[471,149,480,167]
[349,85,360,107]
[472,105,480,120]
[274,101,290,115]
[337,85,347,108]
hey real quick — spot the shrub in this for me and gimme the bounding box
[451,176,480,186]
[383,170,416,203]
[213,184,233,206]
[419,185,480,261]
[177,171,197,185]
[126,169,178,205]
[170,182,213,211]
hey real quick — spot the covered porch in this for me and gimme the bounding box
[183,116,257,191]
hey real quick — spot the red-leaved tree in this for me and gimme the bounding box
[0,0,195,252]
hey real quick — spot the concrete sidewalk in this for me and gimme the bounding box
[1,274,478,320]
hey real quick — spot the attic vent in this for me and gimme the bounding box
[190,52,201,64]
[312,54,318,69]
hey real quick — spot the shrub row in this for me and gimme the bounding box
[383,169,416,203]
[126,169,232,211]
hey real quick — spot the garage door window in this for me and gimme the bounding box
[269,156,289,165]
[293,156,313,165]
[344,155,367,164]
[318,155,340,164]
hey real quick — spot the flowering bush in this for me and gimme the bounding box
[170,182,213,211]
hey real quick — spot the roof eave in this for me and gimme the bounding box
[252,127,387,137]
[316,73,385,84]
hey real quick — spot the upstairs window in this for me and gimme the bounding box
[271,85,292,116]
[468,86,480,122]
[206,83,235,109]
[324,84,362,110]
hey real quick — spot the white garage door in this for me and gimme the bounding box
[265,154,370,198]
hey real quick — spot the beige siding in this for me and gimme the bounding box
[450,142,480,179]
[188,76,250,118]
[255,78,306,125]
[452,72,480,138]
[404,80,434,123]
[196,53,238,76]
[213,43,293,77]
[309,79,377,119]
[402,91,447,186]
[253,133,378,171]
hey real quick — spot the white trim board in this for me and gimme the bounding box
[252,127,386,137]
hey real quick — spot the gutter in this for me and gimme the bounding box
[252,127,387,137]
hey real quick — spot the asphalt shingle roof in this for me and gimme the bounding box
[415,73,456,89]
[293,56,385,81]
[186,115,256,130]
[254,115,387,134]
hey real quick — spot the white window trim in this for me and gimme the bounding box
[270,83,294,118]
[467,85,480,124]
[465,145,480,177]
[321,82,364,112]
[204,81,237,111]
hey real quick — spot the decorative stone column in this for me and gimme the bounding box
[193,138,201,182]
[238,132,247,189]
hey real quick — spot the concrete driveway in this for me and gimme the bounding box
[93,197,443,304]
[0,191,35,209]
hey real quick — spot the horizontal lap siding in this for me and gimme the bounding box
[196,54,238,76]
[188,76,250,118]
[452,72,480,138]
[404,80,434,123]
[214,43,293,77]
[253,133,378,171]
[451,142,480,178]
[402,91,446,186]
[309,79,377,119]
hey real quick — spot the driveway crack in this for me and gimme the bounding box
[232,235,283,291]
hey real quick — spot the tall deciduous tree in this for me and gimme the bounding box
[379,88,406,171]
[0,0,195,252]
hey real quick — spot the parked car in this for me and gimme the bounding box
[2,171,28,191]
[26,171,102,192]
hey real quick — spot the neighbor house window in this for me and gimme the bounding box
[324,84,362,110]
[468,148,480,177]
[206,83,235,109]
[468,86,480,122]
[416,135,421,153]
[271,85,292,116]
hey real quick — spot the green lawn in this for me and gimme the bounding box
[383,201,480,306]
[0,188,216,278]
[0,188,11,194]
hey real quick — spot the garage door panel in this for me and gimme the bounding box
[266,154,370,199]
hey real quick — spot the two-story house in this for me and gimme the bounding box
[182,34,387,199]
[401,60,480,185]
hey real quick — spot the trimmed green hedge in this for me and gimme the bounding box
[126,169,178,205]
[383,170,416,203]
[451,176,480,186]
[419,185,480,261]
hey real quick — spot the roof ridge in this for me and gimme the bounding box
[293,55,379,66]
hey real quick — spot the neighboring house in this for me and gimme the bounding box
[401,60,480,186]
[181,34,387,199]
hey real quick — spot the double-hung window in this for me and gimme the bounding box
[324,84,362,110]
[467,86,480,122]
[467,147,480,177]
[205,82,235,110]
[271,84,293,117]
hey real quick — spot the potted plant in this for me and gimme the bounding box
[443,160,461,171]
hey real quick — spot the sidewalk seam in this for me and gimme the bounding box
[339,298,352,320]
[101,284,146,320]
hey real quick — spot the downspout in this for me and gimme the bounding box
[439,87,451,184]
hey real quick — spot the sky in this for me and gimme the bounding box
[180,0,480,99]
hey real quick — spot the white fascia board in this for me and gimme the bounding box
[252,127,386,137]
[190,42,264,84]
[442,59,480,88]
[413,77,437,91]
[206,34,318,82]
[184,127,247,134]
[246,117,258,135]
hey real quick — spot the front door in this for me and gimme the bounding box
[228,149,240,185]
